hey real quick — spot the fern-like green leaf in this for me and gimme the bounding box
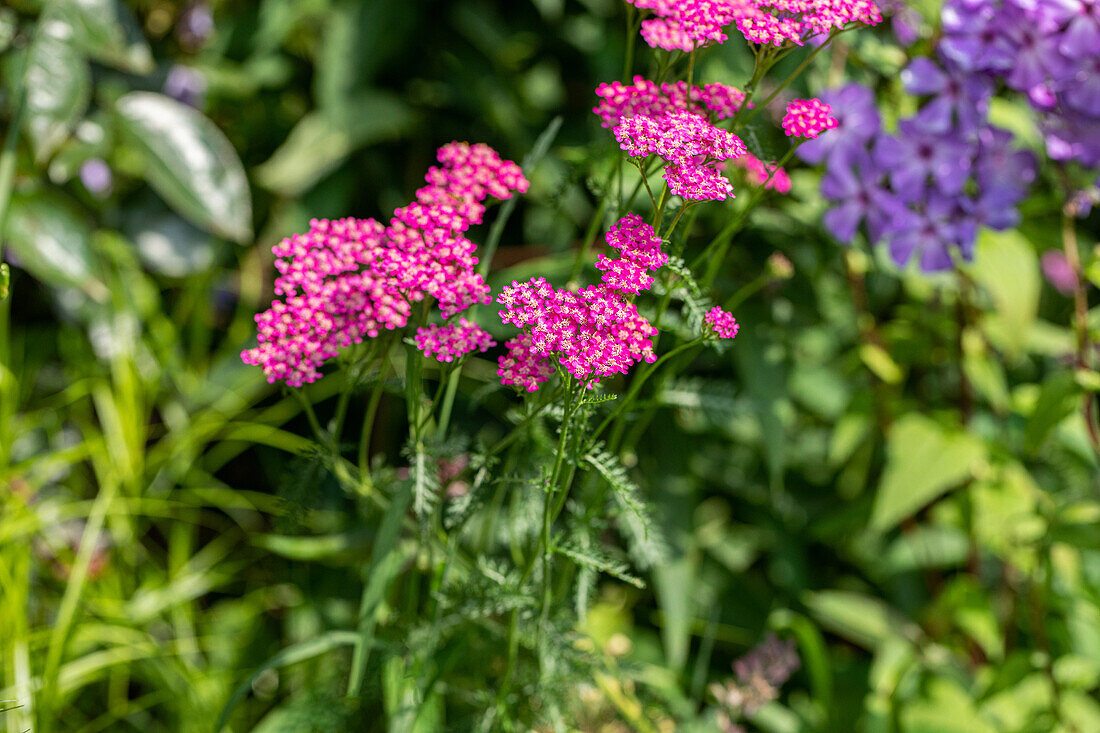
[554,539,644,588]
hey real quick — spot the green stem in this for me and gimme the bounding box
[0,37,29,374]
[622,6,637,80]
[724,272,770,312]
[588,339,704,449]
[570,185,610,283]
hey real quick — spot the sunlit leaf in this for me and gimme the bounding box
[870,414,987,532]
[115,92,253,242]
[25,16,91,160]
[969,230,1040,360]
[55,0,153,73]
[4,190,104,297]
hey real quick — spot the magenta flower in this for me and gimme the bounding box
[727,152,792,193]
[415,319,497,363]
[595,214,669,294]
[498,333,556,392]
[242,142,528,386]
[782,98,840,139]
[704,306,740,339]
[1041,250,1079,295]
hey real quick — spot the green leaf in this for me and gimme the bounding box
[25,17,91,160]
[554,539,644,588]
[585,444,669,568]
[0,263,9,301]
[1024,371,1082,454]
[969,229,1040,360]
[4,190,104,297]
[55,0,153,73]
[880,525,969,575]
[114,92,253,242]
[214,631,362,732]
[255,92,418,197]
[870,414,987,532]
[803,590,918,650]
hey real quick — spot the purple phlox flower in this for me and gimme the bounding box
[178,2,214,51]
[164,65,206,108]
[973,126,1037,206]
[1043,0,1100,55]
[884,193,973,272]
[1002,14,1070,97]
[820,149,902,243]
[940,0,1015,73]
[874,121,973,200]
[902,57,992,133]
[797,83,882,165]
[79,158,112,198]
[1061,53,1100,117]
[1042,109,1100,167]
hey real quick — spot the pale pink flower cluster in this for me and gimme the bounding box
[497,333,556,392]
[782,98,839,138]
[627,0,742,51]
[615,110,748,200]
[595,214,669,294]
[242,143,527,386]
[705,306,741,339]
[728,152,792,193]
[594,77,748,127]
[734,0,882,46]
[415,318,497,363]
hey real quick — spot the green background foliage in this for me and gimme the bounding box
[2,0,1100,731]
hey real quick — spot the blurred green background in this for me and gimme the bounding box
[3,1,1100,732]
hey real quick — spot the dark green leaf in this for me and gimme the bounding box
[115,92,253,242]
[1024,371,1082,454]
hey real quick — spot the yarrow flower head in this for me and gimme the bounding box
[242,142,527,386]
[596,214,669,294]
[782,98,840,139]
[498,333,555,392]
[734,0,883,47]
[593,77,747,128]
[704,306,740,339]
[627,0,741,51]
[414,318,496,363]
[615,110,747,200]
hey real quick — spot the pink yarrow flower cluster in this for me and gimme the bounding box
[728,152,792,193]
[242,143,527,386]
[615,110,748,200]
[497,333,556,392]
[415,318,496,363]
[596,214,670,294]
[627,0,741,51]
[594,77,749,128]
[782,98,839,139]
[496,216,668,390]
[734,0,882,47]
[704,306,741,339]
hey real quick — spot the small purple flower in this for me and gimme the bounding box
[164,65,206,108]
[820,150,902,243]
[79,158,112,198]
[177,2,214,51]
[874,121,974,200]
[1042,250,1079,294]
[940,1,1014,73]
[901,57,992,133]
[885,194,974,272]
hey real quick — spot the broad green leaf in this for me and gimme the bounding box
[255,92,418,197]
[55,0,153,73]
[25,16,91,160]
[969,230,1040,360]
[870,414,987,532]
[115,92,253,242]
[880,525,969,575]
[859,343,904,385]
[4,190,104,297]
[802,589,918,650]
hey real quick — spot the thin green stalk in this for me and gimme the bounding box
[292,389,328,447]
[723,272,770,312]
[588,339,703,449]
[622,5,637,80]
[0,36,29,378]
[744,27,852,125]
